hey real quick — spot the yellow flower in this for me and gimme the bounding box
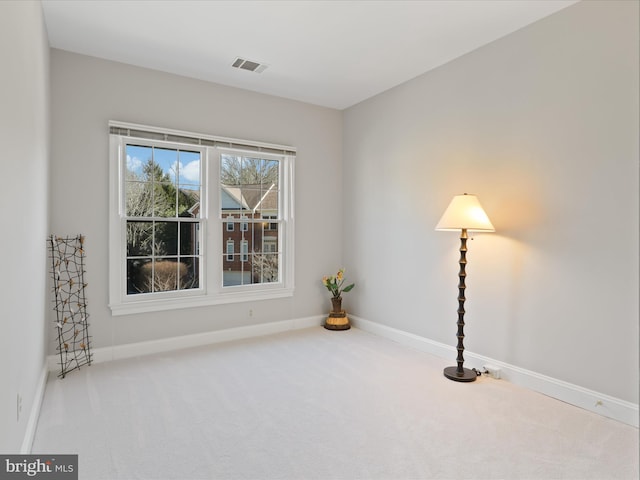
[322,268,355,298]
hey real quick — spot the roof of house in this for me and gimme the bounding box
[222,183,277,212]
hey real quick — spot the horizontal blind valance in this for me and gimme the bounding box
[109,121,296,156]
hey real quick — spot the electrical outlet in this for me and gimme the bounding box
[483,365,501,379]
[249,309,253,317]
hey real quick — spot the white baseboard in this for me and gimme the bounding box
[21,362,49,454]
[350,315,639,428]
[47,315,324,371]
[43,313,637,428]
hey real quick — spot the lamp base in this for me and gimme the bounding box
[443,366,477,382]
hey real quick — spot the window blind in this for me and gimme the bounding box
[109,121,296,156]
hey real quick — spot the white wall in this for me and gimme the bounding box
[49,50,342,351]
[343,0,638,404]
[0,1,50,452]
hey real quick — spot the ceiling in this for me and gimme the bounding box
[41,0,578,110]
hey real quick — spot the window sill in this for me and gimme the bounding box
[109,287,294,316]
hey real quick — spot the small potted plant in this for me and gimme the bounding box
[322,268,355,330]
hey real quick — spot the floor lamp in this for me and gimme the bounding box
[436,193,494,382]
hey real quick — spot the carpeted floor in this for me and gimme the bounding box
[32,327,639,479]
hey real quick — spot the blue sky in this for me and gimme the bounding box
[126,145,200,188]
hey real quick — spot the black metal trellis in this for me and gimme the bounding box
[48,234,92,378]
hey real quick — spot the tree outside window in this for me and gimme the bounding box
[125,145,201,294]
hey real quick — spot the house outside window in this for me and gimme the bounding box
[109,121,295,315]
[219,154,283,287]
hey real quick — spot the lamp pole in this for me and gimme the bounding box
[443,228,477,382]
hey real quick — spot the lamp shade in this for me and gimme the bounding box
[435,194,495,232]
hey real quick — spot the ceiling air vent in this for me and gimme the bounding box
[231,57,268,74]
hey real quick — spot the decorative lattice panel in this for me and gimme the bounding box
[48,234,92,378]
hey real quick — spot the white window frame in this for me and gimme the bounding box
[108,121,295,315]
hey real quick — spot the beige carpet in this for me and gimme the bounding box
[32,327,638,479]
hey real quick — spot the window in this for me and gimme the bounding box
[263,215,278,230]
[240,240,249,262]
[109,122,295,315]
[122,144,203,296]
[219,153,285,287]
[264,238,278,253]
[226,240,234,262]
